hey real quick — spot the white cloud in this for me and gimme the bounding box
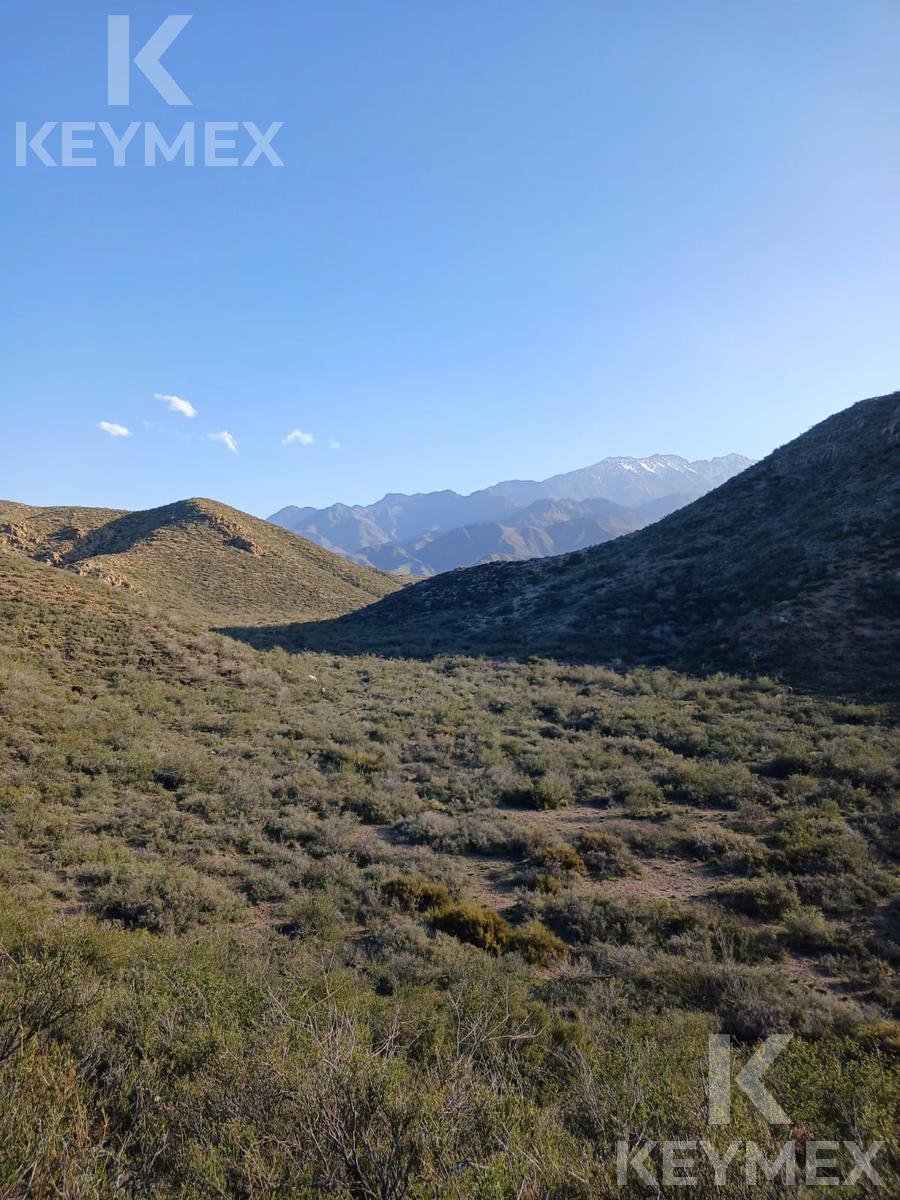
[97,421,132,438]
[155,392,197,418]
[328,437,341,450]
[208,430,238,455]
[283,428,314,446]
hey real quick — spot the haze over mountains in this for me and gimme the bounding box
[269,453,752,575]
[258,392,900,696]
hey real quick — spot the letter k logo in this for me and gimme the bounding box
[108,15,192,106]
[708,1034,792,1125]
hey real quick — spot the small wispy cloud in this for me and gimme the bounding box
[328,437,341,450]
[155,392,197,418]
[98,421,132,438]
[208,430,238,455]
[283,428,315,446]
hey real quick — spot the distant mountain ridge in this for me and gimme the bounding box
[269,453,752,575]
[264,391,900,696]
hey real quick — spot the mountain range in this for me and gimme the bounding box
[269,453,752,575]
[258,391,900,696]
[3,394,897,695]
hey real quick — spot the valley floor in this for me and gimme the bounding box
[0,552,897,1197]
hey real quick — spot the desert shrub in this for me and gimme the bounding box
[528,770,573,810]
[383,878,556,961]
[506,920,566,965]
[796,872,887,916]
[342,778,421,824]
[699,916,784,965]
[150,746,220,792]
[667,818,769,870]
[776,814,870,876]
[713,876,799,919]
[544,889,696,948]
[525,838,586,877]
[91,862,238,933]
[239,865,293,904]
[432,901,511,954]
[400,809,518,856]
[663,759,761,809]
[527,872,563,894]
[780,906,846,953]
[398,810,457,847]
[599,766,664,815]
[382,874,453,915]
[575,831,639,878]
[822,736,896,789]
[716,968,863,1039]
[278,892,344,940]
[759,743,817,778]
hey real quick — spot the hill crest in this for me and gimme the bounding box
[0,496,401,625]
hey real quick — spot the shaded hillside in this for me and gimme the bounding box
[266,392,900,694]
[0,497,401,625]
[269,453,752,572]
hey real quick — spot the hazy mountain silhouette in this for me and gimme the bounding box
[270,453,751,574]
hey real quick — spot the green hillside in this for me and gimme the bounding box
[0,496,401,625]
[0,547,896,1195]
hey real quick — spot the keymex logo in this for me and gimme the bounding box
[16,15,284,168]
[614,1034,886,1189]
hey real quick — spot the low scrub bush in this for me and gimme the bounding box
[432,901,512,954]
[575,831,639,878]
[663,759,761,809]
[528,770,574,810]
[777,814,869,876]
[714,876,799,920]
[91,862,238,934]
[544,889,697,948]
[780,906,846,953]
[526,838,586,877]
[382,874,453,915]
[506,919,566,965]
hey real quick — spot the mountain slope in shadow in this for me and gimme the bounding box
[228,392,900,695]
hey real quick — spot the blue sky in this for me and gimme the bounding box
[2,0,898,516]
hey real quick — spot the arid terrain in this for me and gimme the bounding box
[0,394,897,1197]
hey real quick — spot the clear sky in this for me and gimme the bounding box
[2,0,898,516]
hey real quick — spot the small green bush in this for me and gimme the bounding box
[777,815,869,876]
[432,901,511,954]
[91,862,237,934]
[529,771,573,810]
[527,839,586,877]
[576,831,639,878]
[506,920,566,965]
[780,906,845,952]
[714,876,799,920]
[382,874,453,915]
